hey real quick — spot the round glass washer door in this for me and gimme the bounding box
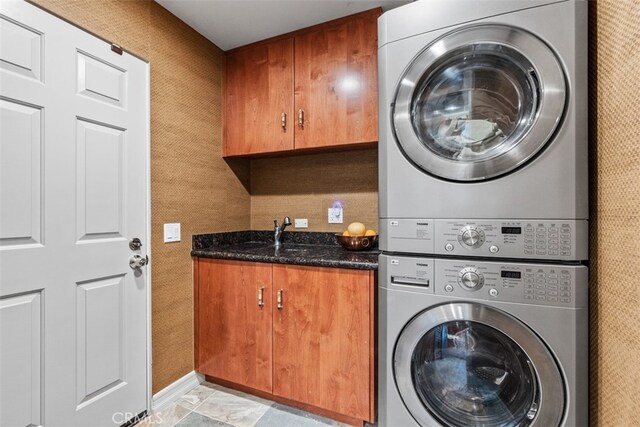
[394,303,565,427]
[392,25,566,181]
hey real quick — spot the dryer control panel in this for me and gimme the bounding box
[382,254,588,309]
[381,218,588,261]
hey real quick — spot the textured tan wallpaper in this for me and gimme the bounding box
[251,149,378,233]
[30,0,251,393]
[589,1,640,424]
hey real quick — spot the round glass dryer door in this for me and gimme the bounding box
[394,303,565,427]
[393,25,566,181]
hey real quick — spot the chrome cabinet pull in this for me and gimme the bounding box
[298,109,304,128]
[257,287,265,308]
[276,289,283,310]
[281,112,287,130]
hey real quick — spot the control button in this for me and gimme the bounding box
[524,250,534,255]
[489,288,499,297]
[524,289,534,295]
[536,284,547,290]
[549,227,559,233]
[548,291,558,296]
[535,290,546,296]
[445,243,454,252]
[524,295,533,300]
[561,251,571,256]
[548,279,558,285]
[444,284,454,292]
[460,271,481,289]
[560,291,571,297]
[560,297,571,303]
[489,245,499,253]
[535,279,546,285]
[548,285,558,290]
[548,296,558,302]
[548,274,558,279]
[535,273,546,279]
[536,251,546,255]
[535,295,546,301]
[549,250,559,256]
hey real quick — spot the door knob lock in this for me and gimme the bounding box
[129,254,148,269]
[129,237,143,251]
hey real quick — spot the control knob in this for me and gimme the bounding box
[458,226,485,249]
[457,267,484,291]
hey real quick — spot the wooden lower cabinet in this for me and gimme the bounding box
[195,258,273,393]
[194,258,375,424]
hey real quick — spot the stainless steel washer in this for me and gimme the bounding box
[378,0,588,259]
[378,254,588,426]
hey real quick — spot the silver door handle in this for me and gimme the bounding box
[276,289,283,310]
[258,287,265,308]
[129,254,148,269]
[298,109,304,128]
[281,112,287,130]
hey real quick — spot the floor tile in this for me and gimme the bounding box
[179,384,216,410]
[136,402,191,427]
[194,389,271,427]
[255,403,348,427]
[174,411,234,426]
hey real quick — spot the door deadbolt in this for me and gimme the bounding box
[129,238,143,251]
[129,254,148,269]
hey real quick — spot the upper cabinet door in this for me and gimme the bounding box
[294,10,379,150]
[224,37,294,156]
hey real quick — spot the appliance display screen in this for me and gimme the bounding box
[501,271,522,279]
[501,227,522,234]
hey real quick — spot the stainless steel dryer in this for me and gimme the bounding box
[378,254,588,426]
[378,0,588,261]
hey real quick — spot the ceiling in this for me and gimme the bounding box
[155,0,412,51]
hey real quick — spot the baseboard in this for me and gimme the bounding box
[152,371,204,412]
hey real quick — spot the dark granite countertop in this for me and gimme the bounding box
[191,231,379,270]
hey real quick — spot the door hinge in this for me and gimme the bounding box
[111,43,123,55]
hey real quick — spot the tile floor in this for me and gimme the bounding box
[137,382,350,427]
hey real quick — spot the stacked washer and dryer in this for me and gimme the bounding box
[377,1,588,426]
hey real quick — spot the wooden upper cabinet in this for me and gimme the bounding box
[223,9,380,157]
[272,265,375,422]
[224,37,294,156]
[195,259,273,393]
[294,10,379,150]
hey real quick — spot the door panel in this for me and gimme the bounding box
[197,259,273,393]
[272,265,372,420]
[0,98,42,245]
[294,11,379,149]
[0,292,42,427]
[76,118,125,241]
[0,1,148,425]
[225,37,294,156]
[77,51,126,107]
[76,275,126,407]
[0,14,42,81]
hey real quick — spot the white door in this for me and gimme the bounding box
[0,1,149,426]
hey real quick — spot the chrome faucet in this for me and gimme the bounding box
[273,216,292,247]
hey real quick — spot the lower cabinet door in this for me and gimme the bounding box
[196,259,273,393]
[272,265,373,420]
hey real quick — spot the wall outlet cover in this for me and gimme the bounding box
[164,223,181,243]
[328,208,343,224]
[294,218,309,228]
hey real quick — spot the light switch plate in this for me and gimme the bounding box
[164,223,181,243]
[295,218,309,228]
[328,208,343,224]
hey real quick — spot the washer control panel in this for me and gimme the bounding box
[435,219,588,261]
[381,254,588,308]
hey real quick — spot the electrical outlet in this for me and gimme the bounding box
[295,218,309,228]
[328,207,343,224]
[164,223,181,243]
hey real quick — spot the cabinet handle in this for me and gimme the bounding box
[257,287,265,308]
[276,289,283,310]
[298,109,304,128]
[281,112,287,130]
